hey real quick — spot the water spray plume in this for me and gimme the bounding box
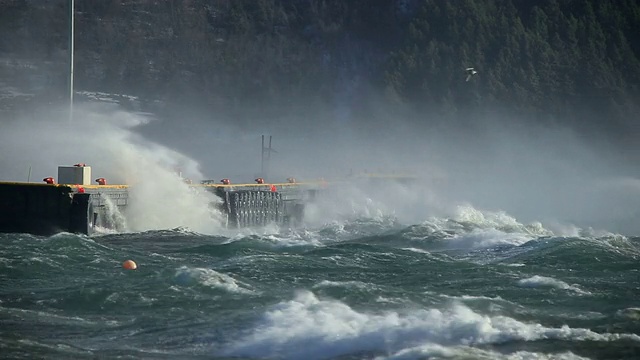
[0,103,225,234]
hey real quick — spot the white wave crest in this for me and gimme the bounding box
[219,290,637,360]
[174,266,254,294]
[382,345,590,360]
[517,275,591,295]
[616,307,640,320]
[395,204,562,249]
[453,205,553,237]
[313,280,373,290]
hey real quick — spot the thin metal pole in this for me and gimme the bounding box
[261,135,265,176]
[265,136,272,179]
[69,0,74,124]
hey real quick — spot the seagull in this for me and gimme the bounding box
[465,67,477,82]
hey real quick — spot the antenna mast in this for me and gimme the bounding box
[261,135,275,179]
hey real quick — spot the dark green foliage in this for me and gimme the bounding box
[389,1,639,121]
[0,0,638,133]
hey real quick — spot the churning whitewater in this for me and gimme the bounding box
[1,204,639,360]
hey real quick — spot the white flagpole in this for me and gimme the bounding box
[69,0,74,124]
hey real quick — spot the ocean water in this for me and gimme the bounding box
[1,205,640,360]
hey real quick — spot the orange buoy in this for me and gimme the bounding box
[95,177,107,185]
[221,178,231,185]
[122,260,137,270]
[43,177,55,184]
[255,177,264,184]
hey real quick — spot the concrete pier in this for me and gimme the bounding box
[0,167,419,236]
[0,180,315,236]
[0,182,77,235]
[0,182,129,236]
[199,182,318,228]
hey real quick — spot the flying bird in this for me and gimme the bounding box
[465,67,477,82]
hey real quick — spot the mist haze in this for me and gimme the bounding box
[1,0,639,234]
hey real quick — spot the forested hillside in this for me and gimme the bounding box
[1,0,639,137]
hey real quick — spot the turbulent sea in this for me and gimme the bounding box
[2,205,640,360]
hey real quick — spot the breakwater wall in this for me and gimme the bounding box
[203,183,318,228]
[0,182,128,235]
[0,181,317,236]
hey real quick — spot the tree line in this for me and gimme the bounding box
[1,0,638,135]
